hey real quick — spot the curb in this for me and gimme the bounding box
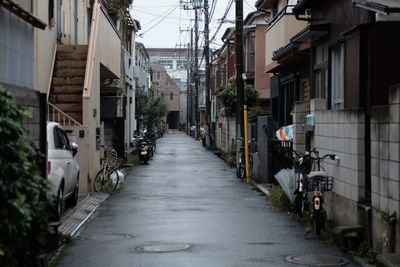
[252,182,270,196]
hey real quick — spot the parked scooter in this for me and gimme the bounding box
[138,139,150,164]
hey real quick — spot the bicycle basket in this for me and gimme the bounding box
[306,175,334,192]
[105,149,119,167]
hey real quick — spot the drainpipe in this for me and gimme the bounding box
[365,206,373,249]
[387,213,397,253]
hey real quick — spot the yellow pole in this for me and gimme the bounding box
[244,105,250,183]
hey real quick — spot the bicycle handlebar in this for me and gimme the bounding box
[309,148,339,161]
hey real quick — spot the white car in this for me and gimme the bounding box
[47,122,80,218]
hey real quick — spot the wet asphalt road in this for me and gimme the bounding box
[57,133,359,267]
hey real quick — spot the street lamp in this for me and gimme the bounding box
[191,0,202,9]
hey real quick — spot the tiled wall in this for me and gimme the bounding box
[310,99,366,203]
[216,114,236,153]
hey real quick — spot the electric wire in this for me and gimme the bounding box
[138,2,180,35]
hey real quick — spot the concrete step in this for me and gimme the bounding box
[330,225,363,250]
[52,77,84,86]
[49,94,82,103]
[54,103,82,112]
[53,85,83,94]
[54,68,85,77]
[376,254,400,267]
[57,45,88,54]
[57,52,87,61]
[56,60,86,70]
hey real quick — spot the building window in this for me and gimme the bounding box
[330,43,345,110]
[170,92,173,100]
[247,35,255,74]
[156,71,161,80]
[313,43,328,101]
[161,92,164,99]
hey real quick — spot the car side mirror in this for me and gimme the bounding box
[71,142,79,157]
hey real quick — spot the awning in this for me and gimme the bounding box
[352,0,400,14]
[290,23,331,43]
[0,0,46,29]
[272,42,298,61]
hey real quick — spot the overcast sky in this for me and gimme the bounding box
[130,0,257,49]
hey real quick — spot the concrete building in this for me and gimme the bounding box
[256,0,400,256]
[0,0,47,177]
[150,65,180,130]
[26,0,140,197]
[135,42,150,92]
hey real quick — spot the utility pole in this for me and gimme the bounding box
[235,0,244,138]
[204,0,211,147]
[186,42,190,135]
[190,29,194,129]
[194,8,200,140]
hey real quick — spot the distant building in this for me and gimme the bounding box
[147,48,203,131]
[150,65,180,130]
[135,42,149,92]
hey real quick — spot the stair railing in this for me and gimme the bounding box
[83,0,100,99]
[47,44,57,102]
[47,102,82,126]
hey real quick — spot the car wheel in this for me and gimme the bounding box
[57,186,64,219]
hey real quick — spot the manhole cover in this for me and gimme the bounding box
[136,243,191,253]
[285,254,349,266]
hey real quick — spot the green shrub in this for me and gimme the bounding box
[267,185,292,211]
[226,141,237,167]
[217,79,259,115]
[0,89,54,266]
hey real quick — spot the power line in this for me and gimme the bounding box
[139,3,181,36]
[244,0,256,11]
[210,0,234,44]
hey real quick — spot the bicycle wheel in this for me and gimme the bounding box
[94,168,108,192]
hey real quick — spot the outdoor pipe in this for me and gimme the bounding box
[387,213,397,253]
[244,105,250,184]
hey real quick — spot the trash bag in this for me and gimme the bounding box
[274,168,296,204]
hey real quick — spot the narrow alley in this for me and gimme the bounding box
[57,134,357,267]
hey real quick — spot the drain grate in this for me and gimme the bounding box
[285,254,349,266]
[136,243,191,253]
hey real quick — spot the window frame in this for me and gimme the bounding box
[329,42,345,110]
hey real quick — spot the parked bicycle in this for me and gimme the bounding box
[237,138,254,180]
[291,149,313,217]
[302,148,338,237]
[94,146,122,192]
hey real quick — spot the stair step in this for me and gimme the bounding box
[54,68,86,77]
[56,60,86,70]
[54,103,82,112]
[57,45,88,54]
[57,52,87,61]
[49,94,82,103]
[52,77,84,86]
[53,86,83,94]
[331,225,363,235]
